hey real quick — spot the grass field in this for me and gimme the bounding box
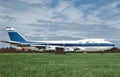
[0,53,120,77]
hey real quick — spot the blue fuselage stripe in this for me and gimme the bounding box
[38,43,114,47]
[23,41,114,47]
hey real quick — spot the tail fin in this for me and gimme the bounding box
[6,27,27,42]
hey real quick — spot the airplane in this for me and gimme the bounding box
[1,27,115,52]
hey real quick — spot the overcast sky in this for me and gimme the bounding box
[0,0,120,47]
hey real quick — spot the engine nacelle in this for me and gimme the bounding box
[64,47,74,51]
[45,46,56,50]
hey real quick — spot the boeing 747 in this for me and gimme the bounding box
[1,27,115,51]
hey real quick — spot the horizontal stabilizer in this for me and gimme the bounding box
[0,41,20,45]
[0,41,31,47]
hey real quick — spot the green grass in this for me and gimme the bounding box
[0,53,120,77]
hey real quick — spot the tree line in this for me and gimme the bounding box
[0,47,120,53]
[0,47,43,53]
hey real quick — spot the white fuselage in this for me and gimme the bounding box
[33,38,114,51]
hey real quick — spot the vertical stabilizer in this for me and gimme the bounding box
[6,27,27,42]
